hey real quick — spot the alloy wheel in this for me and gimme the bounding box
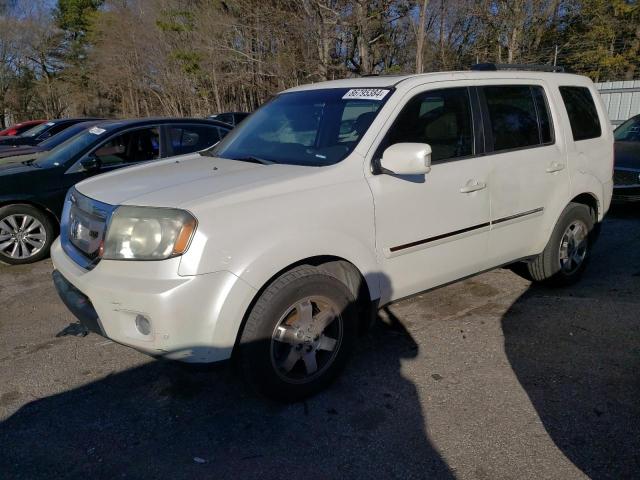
[0,214,47,259]
[558,219,588,275]
[270,296,343,384]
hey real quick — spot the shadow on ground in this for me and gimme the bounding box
[1,205,639,479]
[502,204,640,479]
[0,308,453,479]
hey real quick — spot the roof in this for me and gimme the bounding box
[283,70,594,94]
[92,117,231,130]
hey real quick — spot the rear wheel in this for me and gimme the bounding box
[526,202,594,286]
[0,204,54,265]
[239,265,357,402]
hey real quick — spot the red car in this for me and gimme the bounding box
[0,120,47,137]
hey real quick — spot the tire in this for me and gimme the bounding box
[0,204,55,265]
[239,265,357,402]
[527,202,595,286]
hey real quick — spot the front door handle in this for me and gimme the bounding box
[546,162,566,173]
[460,181,487,193]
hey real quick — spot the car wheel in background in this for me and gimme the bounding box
[0,204,55,265]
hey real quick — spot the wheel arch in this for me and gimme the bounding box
[570,192,599,221]
[0,199,60,234]
[231,255,376,357]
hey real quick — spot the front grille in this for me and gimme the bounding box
[68,202,106,259]
[613,169,640,187]
[61,188,116,269]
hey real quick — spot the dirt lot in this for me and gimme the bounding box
[0,206,639,480]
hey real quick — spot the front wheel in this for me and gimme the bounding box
[526,202,595,286]
[239,265,357,402]
[0,204,55,265]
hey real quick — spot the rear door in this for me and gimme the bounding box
[480,82,570,265]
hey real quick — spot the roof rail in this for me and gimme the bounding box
[471,63,565,73]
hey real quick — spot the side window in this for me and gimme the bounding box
[169,125,221,155]
[49,123,71,136]
[559,86,602,141]
[483,86,540,151]
[218,126,230,140]
[385,87,474,162]
[93,127,160,167]
[39,123,68,139]
[216,113,234,125]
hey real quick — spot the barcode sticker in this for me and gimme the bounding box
[342,89,390,101]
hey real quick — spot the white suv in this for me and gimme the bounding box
[51,69,613,400]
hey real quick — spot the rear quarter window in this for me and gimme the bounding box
[169,125,221,155]
[559,86,602,141]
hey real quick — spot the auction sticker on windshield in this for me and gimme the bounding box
[342,89,390,101]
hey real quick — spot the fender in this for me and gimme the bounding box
[177,170,383,300]
[0,194,61,222]
[231,230,382,301]
[569,171,607,221]
[530,177,602,255]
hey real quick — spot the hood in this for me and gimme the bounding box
[615,141,640,169]
[0,161,41,177]
[0,145,43,159]
[0,149,45,165]
[0,161,59,196]
[75,153,321,208]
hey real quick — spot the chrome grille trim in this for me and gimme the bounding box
[613,168,640,187]
[60,188,117,270]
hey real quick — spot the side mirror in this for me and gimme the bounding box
[379,143,432,175]
[80,155,101,172]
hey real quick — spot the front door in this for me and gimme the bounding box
[56,126,162,213]
[367,86,492,303]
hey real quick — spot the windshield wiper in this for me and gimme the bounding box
[199,150,274,165]
[21,158,38,166]
[229,156,275,165]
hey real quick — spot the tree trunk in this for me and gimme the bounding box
[415,0,429,73]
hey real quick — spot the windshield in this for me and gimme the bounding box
[615,116,640,142]
[209,88,391,166]
[39,122,97,149]
[20,122,54,138]
[35,128,105,168]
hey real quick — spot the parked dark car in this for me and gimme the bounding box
[613,114,640,202]
[0,118,231,264]
[0,121,101,162]
[208,111,250,126]
[0,120,47,137]
[0,118,102,148]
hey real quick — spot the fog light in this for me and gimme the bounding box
[135,314,151,335]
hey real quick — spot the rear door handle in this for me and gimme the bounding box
[546,162,566,173]
[460,181,487,193]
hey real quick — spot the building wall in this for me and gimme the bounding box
[596,80,640,127]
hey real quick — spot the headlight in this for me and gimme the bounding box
[102,206,197,260]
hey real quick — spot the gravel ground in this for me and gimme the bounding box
[0,206,638,480]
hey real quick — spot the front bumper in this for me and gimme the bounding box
[51,238,257,363]
[52,270,104,336]
[612,186,640,203]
